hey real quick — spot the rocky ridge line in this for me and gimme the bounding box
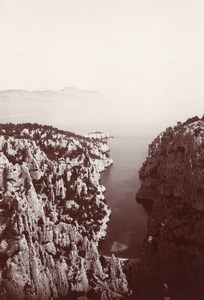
[0,123,129,300]
[135,116,204,299]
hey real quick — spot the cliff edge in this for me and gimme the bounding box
[135,116,204,299]
[0,123,129,300]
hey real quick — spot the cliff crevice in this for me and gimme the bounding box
[135,116,204,299]
[0,124,129,300]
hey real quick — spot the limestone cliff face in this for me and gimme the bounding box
[0,124,129,300]
[136,116,204,294]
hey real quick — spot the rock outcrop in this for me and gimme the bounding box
[135,116,204,299]
[85,132,110,140]
[0,123,129,300]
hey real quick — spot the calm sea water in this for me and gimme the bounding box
[100,136,151,259]
[2,112,153,259]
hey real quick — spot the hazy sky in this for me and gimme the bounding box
[1,0,204,132]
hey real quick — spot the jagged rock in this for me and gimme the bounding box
[85,132,110,140]
[0,123,128,300]
[135,116,204,298]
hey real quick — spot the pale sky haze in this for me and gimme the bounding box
[1,0,204,134]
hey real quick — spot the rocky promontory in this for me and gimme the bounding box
[0,123,129,300]
[135,116,204,299]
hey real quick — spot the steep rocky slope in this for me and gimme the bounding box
[0,123,129,300]
[135,116,204,299]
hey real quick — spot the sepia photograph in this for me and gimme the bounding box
[0,1,204,299]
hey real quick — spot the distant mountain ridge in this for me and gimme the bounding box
[0,87,103,134]
[0,87,101,97]
[0,87,101,101]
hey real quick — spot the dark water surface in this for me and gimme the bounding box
[100,136,151,259]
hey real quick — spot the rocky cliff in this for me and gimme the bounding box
[135,116,204,299]
[0,123,129,300]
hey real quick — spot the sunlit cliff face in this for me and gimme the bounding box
[0,123,130,300]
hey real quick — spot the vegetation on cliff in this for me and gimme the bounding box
[134,116,204,300]
[0,123,129,300]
